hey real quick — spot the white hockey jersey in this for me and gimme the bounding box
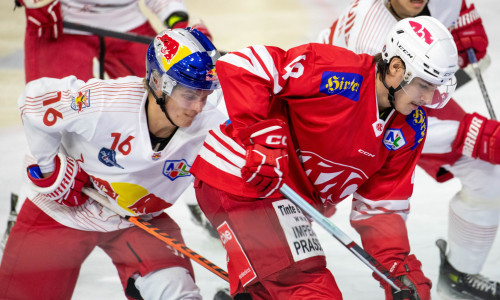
[317,0,461,54]
[60,0,188,34]
[18,76,227,232]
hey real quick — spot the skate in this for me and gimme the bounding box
[187,203,219,239]
[436,239,500,300]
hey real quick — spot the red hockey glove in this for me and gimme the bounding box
[452,112,500,164]
[27,153,92,207]
[451,3,488,68]
[352,213,431,300]
[20,0,62,40]
[164,11,189,29]
[238,119,288,197]
[380,255,431,300]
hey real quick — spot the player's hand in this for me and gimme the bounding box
[238,119,288,197]
[452,112,500,164]
[20,0,62,40]
[381,255,431,300]
[451,3,488,68]
[164,11,189,29]
[27,153,92,207]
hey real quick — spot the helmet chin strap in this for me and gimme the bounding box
[147,85,179,128]
[380,63,403,110]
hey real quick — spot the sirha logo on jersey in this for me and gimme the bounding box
[70,89,90,112]
[319,71,363,101]
[383,129,407,151]
[406,107,427,150]
[163,159,191,181]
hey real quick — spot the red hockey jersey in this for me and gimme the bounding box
[191,43,427,222]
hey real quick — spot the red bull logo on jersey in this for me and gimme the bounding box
[383,129,407,151]
[406,107,427,150]
[70,89,90,112]
[319,71,363,101]
[163,159,191,181]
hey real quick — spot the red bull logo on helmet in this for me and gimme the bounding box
[157,32,192,72]
[206,67,218,81]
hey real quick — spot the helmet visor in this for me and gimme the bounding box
[401,76,457,109]
[168,83,223,112]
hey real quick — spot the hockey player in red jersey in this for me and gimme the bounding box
[15,0,191,83]
[190,16,458,300]
[318,1,500,299]
[0,28,227,299]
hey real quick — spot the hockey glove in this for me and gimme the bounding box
[27,153,92,207]
[452,112,500,164]
[376,255,431,300]
[164,11,189,29]
[238,119,288,197]
[19,0,62,40]
[451,3,488,68]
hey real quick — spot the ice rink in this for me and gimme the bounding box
[1,0,500,299]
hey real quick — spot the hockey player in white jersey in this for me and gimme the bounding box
[318,0,500,299]
[0,28,227,299]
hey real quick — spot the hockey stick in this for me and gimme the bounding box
[82,187,229,282]
[63,21,153,44]
[0,193,19,253]
[279,184,411,295]
[467,48,497,120]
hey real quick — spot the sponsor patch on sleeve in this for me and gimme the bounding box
[319,71,363,101]
[406,107,427,150]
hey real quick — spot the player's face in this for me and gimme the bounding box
[394,77,436,115]
[165,86,213,127]
[389,0,428,19]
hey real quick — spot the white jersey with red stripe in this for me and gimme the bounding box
[191,43,428,222]
[317,0,461,53]
[18,75,226,231]
[60,0,187,34]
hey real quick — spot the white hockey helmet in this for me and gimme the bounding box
[382,16,459,108]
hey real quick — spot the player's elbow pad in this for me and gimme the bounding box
[452,112,500,164]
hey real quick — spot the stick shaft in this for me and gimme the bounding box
[467,49,497,120]
[82,188,229,282]
[63,21,153,44]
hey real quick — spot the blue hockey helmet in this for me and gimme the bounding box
[146,27,221,97]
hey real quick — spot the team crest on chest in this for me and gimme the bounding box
[383,129,406,151]
[163,159,191,181]
[70,89,90,112]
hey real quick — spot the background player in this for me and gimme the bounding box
[191,16,458,299]
[317,0,500,299]
[0,28,227,299]
[15,0,190,82]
